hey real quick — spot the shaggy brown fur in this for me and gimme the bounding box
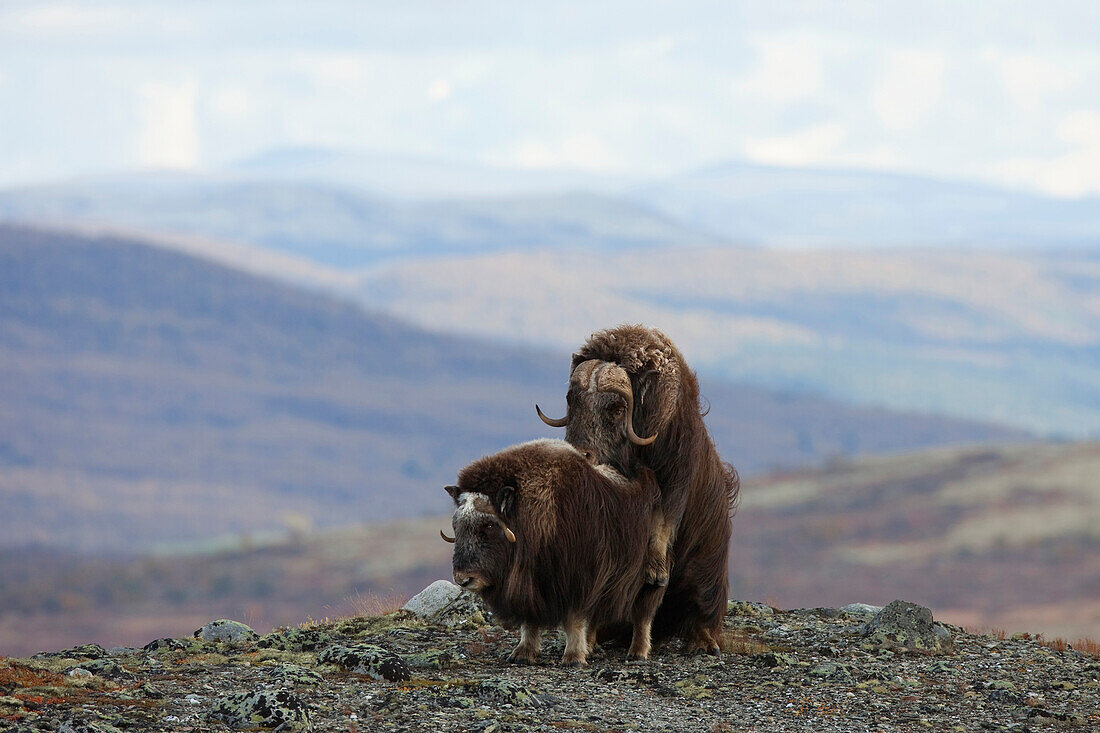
[563,325,740,653]
[446,439,662,665]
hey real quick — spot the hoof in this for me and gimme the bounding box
[561,658,587,668]
[506,652,536,665]
[625,654,649,663]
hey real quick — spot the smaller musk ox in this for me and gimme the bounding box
[537,325,739,654]
[441,439,662,666]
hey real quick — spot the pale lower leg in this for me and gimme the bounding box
[507,623,541,664]
[561,615,590,666]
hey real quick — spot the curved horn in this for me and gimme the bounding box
[440,529,455,543]
[599,374,658,446]
[502,526,517,543]
[536,404,568,428]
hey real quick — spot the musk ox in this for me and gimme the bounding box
[536,325,739,653]
[441,439,663,666]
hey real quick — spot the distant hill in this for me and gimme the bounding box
[632,162,1100,248]
[2,441,1095,656]
[0,176,720,268]
[0,224,1026,552]
[357,245,1100,436]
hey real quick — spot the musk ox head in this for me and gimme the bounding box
[442,483,517,594]
[536,358,657,475]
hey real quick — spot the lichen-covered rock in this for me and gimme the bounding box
[674,674,715,699]
[67,658,127,677]
[861,599,954,653]
[194,619,258,644]
[272,664,324,687]
[726,600,775,617]
[47,643,107,659]
[142,637,191,653]
[809,662,853,681]
[258,625,333,652]
[750,651,796,668]
[474,678,542,705]
[317,643,411,681]
[402,579,488,627]
[591,667,661,686]
[841,602,884,616]
[405,648,456,669]
[212,688,311,731]
[57,719,123,733]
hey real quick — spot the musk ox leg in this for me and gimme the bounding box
[684,625,722,656]
[627,585,664,661]
[561,614,590,667]
[507,623,542,664]
[644,508,672,587]
[586,624,600,654]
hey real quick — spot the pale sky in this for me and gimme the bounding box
[1,1,1099,196]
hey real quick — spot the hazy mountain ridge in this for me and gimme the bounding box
[0,224,1027,554]
[0,175,721,268]
[357,246,1100,435]
[633,162,1100,248]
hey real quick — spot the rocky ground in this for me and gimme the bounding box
[1,583,1097,732]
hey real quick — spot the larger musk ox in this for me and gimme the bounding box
[536,325,739,653]
[441,439,663,666]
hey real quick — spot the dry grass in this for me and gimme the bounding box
[348,591,407,617]
[964,626,1009,640]
[1036,635,1100,658]
[719,630,770,655]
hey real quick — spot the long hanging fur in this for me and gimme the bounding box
[454,440,660,634]
[572,325,740,648]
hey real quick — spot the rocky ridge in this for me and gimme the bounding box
[0,582,1097,732]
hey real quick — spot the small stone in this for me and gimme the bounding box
[67,668,93,679]
[402,580,488,627]
[194,619,258,644]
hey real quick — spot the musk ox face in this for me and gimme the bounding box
[538,359,656,476]
[444,485,516,594]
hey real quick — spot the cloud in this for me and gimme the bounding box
[426,78,452,102]
[209,86,252,123]
[986,51,1076,111]
[733,34,826,104]
[137,81,199,170]
[4,2,130,35]
[872,48,945,132]
[744,122,846,167]
[497,132,618,170]
[995,110,1100,197]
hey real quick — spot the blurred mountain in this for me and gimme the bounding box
[0,174,720,268]
[228,146,632,199]
[3,440,1095,656]
[358,245,1100,436]
[0,224,1027,553]
[631,162,1100,248]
